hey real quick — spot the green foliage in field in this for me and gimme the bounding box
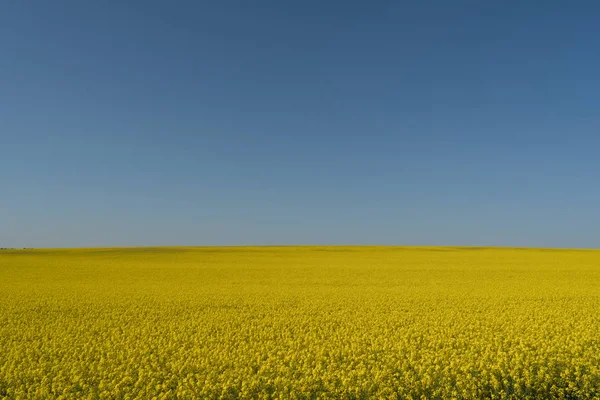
[1,246,600,399]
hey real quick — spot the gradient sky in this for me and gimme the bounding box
[1,1,599,248]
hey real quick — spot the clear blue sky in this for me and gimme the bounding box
[1,1,599,248]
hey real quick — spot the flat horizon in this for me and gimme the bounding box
[3,244,600,251]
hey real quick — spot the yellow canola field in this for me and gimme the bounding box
[1,246,600,399]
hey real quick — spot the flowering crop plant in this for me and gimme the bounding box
[1,246,600,399]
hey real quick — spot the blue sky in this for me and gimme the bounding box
[1,1,599,248]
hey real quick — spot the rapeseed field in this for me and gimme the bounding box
[1,246,600,399]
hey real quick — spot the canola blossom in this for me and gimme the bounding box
[1,246,600,399]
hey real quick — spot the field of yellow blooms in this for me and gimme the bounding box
[1,246,600,399]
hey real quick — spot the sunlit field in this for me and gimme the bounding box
[1,246,600,399]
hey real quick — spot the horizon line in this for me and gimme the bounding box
[2,244,600,251]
